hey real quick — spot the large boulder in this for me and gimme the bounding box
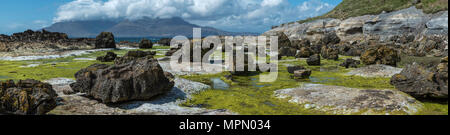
[96,52,117,62]
[361,45,400,67]
[139,39,153,49]
[95,32,116,49]
[70,55,175,103]
[0,79,57,115]
[391,57,448,100]
[158,38,171,46]
[278,32,292,48]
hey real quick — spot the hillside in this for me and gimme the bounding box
[295,0,448,24]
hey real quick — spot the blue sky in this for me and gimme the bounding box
[0,0,342,34]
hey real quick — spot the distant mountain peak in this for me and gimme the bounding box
[44,17,256,38]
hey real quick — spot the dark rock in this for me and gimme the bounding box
[321,46,339,60]
[280,47,297,57]
[96,52,118,62]
[278,32,291,48]
[139,39,153,49]
[391,57,448,100]
[307,54,321,66]
[0,29,68,43]
[70,56,175,103]
[294,70,312,79]
[295,47,313,58]
[114,51,156,65]
[340,59,361,68]
[361,45,400,67]
[158,38,171,46]
[95,32,116,49]
[0,79,57,115]
[320,32,340,45]
[287,66,306,74]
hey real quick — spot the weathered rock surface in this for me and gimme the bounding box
[391,57,448,100]
[0,79,57,115]
[361,45,400,66]
[307,54,321,66]
[139,39,153,49]
[275,83,422,115]
[295,47,313,58]
[70,55,174,103]
[96,52,117,62]
[95,32,116,49]
[346,64,403,78]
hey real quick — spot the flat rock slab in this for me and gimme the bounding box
[274,83,422,115]
[48,77,235,115]
[346,64,402,78]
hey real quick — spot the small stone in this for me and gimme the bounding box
[294,69,312,79]
[287,66,305,74]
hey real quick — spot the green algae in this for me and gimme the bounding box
[0,47,168,81]
[181,56,447,115]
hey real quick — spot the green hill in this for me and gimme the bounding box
[295,0,448,24]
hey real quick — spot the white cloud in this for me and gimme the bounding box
[53,0,336,32]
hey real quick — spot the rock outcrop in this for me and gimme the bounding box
[275,83,422,115]
[70,53,174,103]
[0,79,57,115]
[391,57,448,100]
[139,39,153,49]
[95,32,116,49]
[263,7,448,57]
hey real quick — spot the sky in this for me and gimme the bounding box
[0,0,342,34]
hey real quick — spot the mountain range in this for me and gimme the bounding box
[44,17,257,38]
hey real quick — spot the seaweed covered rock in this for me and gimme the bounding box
[70,55,175,103]
[340,59,361,68]
[391,57,448,100]
[95,32,116,49]
[139,39,153,49]
[96,52,117,62]
[321,45,339,60]
[307,54,321,66]
[0,79,57,115]
[361,45,400,67]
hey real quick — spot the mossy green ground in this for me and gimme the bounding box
[182,56,447,115]
[0,48,447,115]
[0,46,169,81]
